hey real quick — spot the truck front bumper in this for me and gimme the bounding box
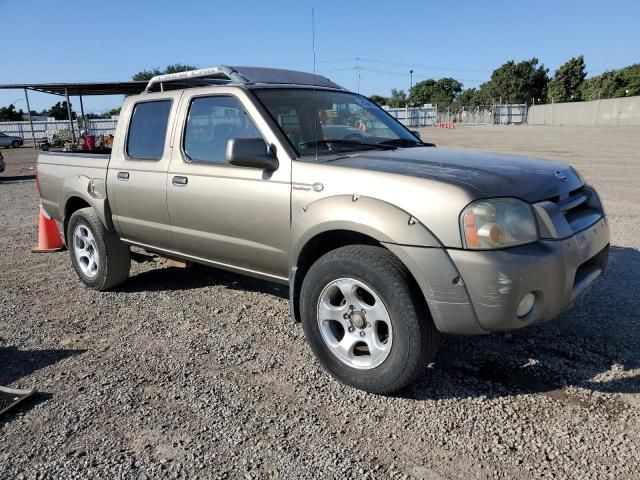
[448,216,610,333]
[385,216,609,335]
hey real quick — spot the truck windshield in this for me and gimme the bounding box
[253,88,422,156]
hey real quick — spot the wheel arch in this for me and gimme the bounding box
[289,228,433,325]
[63,192,115,244]
[289,195,443,323]
[63,196,91,241]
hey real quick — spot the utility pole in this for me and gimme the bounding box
[409,69,413,107]
[23,88,37,153]
[355,57,361,93]
[64,87,76,144]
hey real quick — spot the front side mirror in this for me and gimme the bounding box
[226,137,279,170]
[410,130,421,139]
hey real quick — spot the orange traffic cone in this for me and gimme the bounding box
[32,206,65,253]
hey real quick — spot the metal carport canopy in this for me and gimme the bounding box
[0,81,147,96]
[0,81,147,148]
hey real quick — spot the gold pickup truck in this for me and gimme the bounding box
[36,66,609,393]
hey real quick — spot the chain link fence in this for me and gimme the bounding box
[384,104,528,127]
[0,118,118,141]
[382,106,438,127]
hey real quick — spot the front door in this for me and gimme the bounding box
[166,90,290,280]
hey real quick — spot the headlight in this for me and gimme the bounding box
[461,198,538,249]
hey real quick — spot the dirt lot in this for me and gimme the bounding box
[1,126,639,479]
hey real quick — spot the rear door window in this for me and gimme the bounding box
[127,100,172,160]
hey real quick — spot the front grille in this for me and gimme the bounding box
[545,186,603,235]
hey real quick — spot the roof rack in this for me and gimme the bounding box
[144,66,242,93]
[144,65,344,93]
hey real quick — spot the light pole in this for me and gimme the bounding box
[11,99,25,124]
[409,69,414,106]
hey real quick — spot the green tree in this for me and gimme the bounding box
[387,89,408,108]
[0,104,25,121]
[432,78,463,106]
[548,56,586,102]
[132,63,198,81]
[104,107,121,118]
[408,79,436,105]
[581,71,623,100]
[47,101,77,120]
[409,78,463,107]
[580,64,640,100]
[618,64,640,96]
[456,88,483,106]
[368,94,387,106]
[483,58,549,103]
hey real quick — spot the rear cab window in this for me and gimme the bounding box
[126,100,172,160]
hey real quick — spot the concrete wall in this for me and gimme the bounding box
[528,96,640,126]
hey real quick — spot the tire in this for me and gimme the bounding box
[11,140,20,148]
[300,245,440,394]
[67,207,130,290]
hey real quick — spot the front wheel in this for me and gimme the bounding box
[300,245,440,394]
[11,140,20,148]
[67,207,130,290]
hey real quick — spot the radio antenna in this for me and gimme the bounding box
[312,8,317,77]
[312,7,319,162]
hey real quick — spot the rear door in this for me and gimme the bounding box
[107,92,181,250]
[166,87,291,280]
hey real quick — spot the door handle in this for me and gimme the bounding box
[172,176,188,186]
[117,171,129,180]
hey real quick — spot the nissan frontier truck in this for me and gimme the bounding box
[36,66,609,393]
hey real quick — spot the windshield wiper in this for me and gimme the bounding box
[299,139,396,151]
[378,138,429,147]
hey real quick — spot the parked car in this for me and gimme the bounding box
[0,132,23,148]
[36,66,610,394]
[0,149,5,173]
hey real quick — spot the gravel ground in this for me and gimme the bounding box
[0,126,639,480]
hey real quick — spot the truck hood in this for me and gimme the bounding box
[328,146,583,202]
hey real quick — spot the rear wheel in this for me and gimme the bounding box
[67,207,130,290]
[300,245,440,394]
[11,140,20,148]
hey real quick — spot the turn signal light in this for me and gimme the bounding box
[464,210,480,248]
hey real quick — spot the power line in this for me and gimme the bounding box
[357,67,484,84]
[258,58,354,67]
[319,67,361,73]
[260,57,492,76]
[357,57,492,74]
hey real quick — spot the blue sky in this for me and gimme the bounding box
[1,0,638,114]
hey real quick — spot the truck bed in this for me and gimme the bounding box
[37,151,111,222]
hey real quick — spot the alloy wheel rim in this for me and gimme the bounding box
[73,224,99,278]
[317,277,393,370]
